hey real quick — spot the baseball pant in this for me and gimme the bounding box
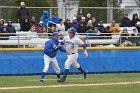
[42,54,60,74]
[64,53,80,69]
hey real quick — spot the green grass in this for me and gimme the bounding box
[0,73,140,87]
[0,84,140,93]
[0,73,140,93]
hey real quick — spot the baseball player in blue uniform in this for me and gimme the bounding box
[58,27,88,82]
[40,32,66,83]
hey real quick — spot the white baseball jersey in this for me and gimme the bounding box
[63,36,84,54]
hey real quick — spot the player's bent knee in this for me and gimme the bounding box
[43,67,49,73]
[43,69,48,73]
[73,63,80,68]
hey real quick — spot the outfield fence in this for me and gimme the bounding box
[0,47,140,75]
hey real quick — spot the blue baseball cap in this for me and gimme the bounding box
[52,32,59,36]
[43,10,49,15]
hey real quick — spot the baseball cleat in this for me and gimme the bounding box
[40,79,44,83]
[61,77,66,82]
[58,76,66,82]
[57,78,62,82]
[83,70,88,79]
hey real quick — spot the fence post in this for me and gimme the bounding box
[50,8,52,17]
[86,33,90,47]
[18,34,19,48]
[119,33,121,46]
[107,0,113,23]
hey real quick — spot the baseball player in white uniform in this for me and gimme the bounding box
[59,27,88,82]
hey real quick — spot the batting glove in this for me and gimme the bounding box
[54,43,61,50]
[84,50,88,57]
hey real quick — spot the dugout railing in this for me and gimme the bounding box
[0,32,139,48]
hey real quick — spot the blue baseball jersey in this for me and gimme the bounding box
[51,16,60,24]
[44,38,66,58]
[40,16,50,27]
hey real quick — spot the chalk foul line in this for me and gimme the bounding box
[0,81,140,90]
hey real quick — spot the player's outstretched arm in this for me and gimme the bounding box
[59,45,66,53]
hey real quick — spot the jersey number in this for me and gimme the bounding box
[71,45,74,49]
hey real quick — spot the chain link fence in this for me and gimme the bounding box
[0,6,58,23]
[0,6,140,23]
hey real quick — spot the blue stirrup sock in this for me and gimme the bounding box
[78,66,85,73]
[64,69,69,78]
[41,72,45,80]
[56,74,60,78]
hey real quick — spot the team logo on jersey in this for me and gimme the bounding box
[65,41,75,50]
[65,41,75,45]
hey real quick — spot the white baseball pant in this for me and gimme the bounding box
[64,53,80,69]
[42,54,60,74]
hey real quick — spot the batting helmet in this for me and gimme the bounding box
[68,27,76,33]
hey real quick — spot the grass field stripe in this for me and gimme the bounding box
[26,78,84,81]
[0,81,140,90]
